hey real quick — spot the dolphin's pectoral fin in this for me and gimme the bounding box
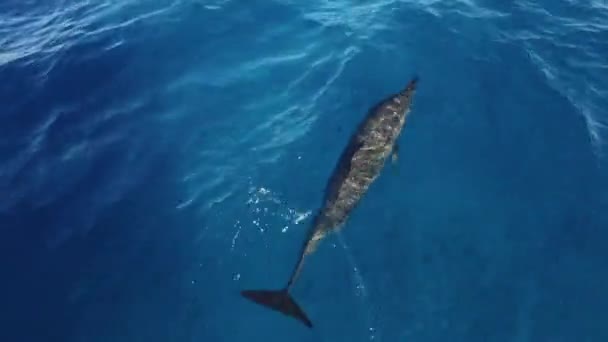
[391,144,399,164]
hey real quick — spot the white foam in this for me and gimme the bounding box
[230,220,242,251]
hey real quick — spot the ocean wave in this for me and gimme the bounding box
[173,42,357,213]
[1,1,114,66]
[501,0,608,158]
[1,1,607,341]
[412,0,509,18]
[172,4,361,214]
[0,0,183,246]
[2,0,607,249]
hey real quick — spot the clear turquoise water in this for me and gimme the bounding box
[1,0,607,341]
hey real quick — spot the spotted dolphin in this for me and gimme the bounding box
[241,76,420,328]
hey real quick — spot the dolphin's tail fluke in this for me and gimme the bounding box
[241,288,313,328]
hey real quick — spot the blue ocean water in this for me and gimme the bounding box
[1,0,607,341]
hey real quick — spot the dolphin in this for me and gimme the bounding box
[241,76,419,328]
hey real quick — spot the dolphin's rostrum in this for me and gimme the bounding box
[241,76,420,328]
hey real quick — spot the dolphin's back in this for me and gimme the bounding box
[316,80,417,231]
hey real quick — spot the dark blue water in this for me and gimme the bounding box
[2,0,607,341]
